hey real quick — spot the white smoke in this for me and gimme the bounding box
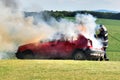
[75,14,102,49]
[0,1,102,59]
[0,0,76,59]
[1,0,19,12]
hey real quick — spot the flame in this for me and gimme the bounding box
[77,25,87,34]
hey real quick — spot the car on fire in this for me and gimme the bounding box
[16,34,104,60]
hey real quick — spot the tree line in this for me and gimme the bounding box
[24,10,120,20]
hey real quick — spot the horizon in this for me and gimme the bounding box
[23,9,120,13]
[18,0,120,12]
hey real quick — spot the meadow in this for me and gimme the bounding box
[0,60,120,80]
[0,18,120,80]
[97,19,120,61]
[67,17,120,61]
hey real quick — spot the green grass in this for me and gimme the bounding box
[0,18,120,80]
[0,60,120,80]
[96,19,120,61]
[96,19,120,50]
[66,17,120,61]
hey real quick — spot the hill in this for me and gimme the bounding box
[94,9,119,13]
[24,11,120,20]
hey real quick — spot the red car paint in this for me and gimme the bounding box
[16,34,103,59]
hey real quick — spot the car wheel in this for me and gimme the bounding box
[23,50,34,59]
[73,51,86,60]
[16,52,23,59]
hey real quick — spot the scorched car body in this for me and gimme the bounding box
[16,34,104,60]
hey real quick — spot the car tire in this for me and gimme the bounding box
[22,50,34,59]
[73,50,86,60]
[16,52,23,59]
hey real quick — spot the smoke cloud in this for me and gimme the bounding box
[0,1,52,59]
[0,1,102,59]
[75,14,102,49]
[1,0,18,11]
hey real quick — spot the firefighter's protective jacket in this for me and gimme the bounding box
[97,25,108,48]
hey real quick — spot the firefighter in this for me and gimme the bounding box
[95,24,109,61]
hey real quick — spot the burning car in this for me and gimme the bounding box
[15,34,104,60]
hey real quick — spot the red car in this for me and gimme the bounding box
[16,34,104,60]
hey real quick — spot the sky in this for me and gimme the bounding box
[19,0,120,12]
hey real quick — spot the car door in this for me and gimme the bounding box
[35,41,57,58]
[54,40,74,58]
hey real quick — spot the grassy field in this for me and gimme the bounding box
[0,19,120,80]
[67,17,120,61]
[96,19,120,61]
[0,60,120,80]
